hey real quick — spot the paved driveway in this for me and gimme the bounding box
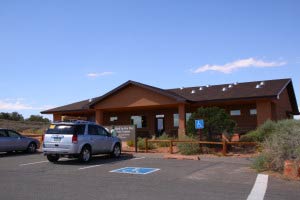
[0,152,299,200]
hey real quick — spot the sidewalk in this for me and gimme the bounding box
[129,152,254,165]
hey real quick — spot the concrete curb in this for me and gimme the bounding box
[163,154,200,160]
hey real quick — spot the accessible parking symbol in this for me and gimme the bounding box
[110,167,160,175]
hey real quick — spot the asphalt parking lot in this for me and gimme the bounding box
[0,152,299,200]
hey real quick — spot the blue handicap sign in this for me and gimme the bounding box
[195,119,204,129]
[110,167,160,175]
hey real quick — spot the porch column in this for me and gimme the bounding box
[178,103,186,137]
[256,101,272,126]
[53,114,62,122]
[95,109,104,125]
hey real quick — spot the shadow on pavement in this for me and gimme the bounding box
[51,153,134,166]
[0,151,42,158]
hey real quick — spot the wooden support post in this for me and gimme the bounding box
[145,138,148,153]
[169,140,173,154]
[222,140,227,156]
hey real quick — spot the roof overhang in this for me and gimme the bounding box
[88,80,187,109]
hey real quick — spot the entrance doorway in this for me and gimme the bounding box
[155,115,165,137]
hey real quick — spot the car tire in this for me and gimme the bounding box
[111,144,121,158]
[47,154,60,162]
[79,146,92,163]
[27,142,37,153]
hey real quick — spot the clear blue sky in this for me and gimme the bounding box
[0,0,299,120]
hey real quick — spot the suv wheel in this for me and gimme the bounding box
[27,142,37,153]
[111,144,121,158]
[79,146,91,162]
[47,155,60,162]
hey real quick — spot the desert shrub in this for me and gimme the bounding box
[137,137,156,150]
[0,112,24,121]
[126,140,134,147]
[157,132,173,147]
[240,120,277,142]
[177,135,201,155]
[252,154,271,172]
[26,115,50,123]
[252,119,300,172]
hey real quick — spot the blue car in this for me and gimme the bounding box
[0,128,40,153]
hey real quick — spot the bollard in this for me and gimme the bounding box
[145,138,148,153]
[169,140,173,154]
[222,140,227,156]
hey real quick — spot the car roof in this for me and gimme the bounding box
[51,120,97,125]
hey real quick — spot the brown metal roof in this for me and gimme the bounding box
[41,99,90,114]
[167,78,291,102]
[41,78,299,115]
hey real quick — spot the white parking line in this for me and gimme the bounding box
[132,157,145,160]
[19,158,69,166]
[19,161,48,166]
[247,174,269,200]
[78,164,103,170]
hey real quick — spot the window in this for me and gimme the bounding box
[74,125,85,135]
[186,113,192,123]
[173,114,179,127]
[110,116,118,122]
[0,130,7,137]
[250,109,257,115]
[88,125,99,135]
[7,130,20,138]
[230,110,241,116]
[131,116,146,128]
[98,126,109,136]
[47,125,85,135]
[173,113,192,127]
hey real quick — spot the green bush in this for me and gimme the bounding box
[137,137,156,150]
[252,154,270,172]
[252,119,300,172]
[186,107,236,141]
[126,140,134,147]
[177,135,201,155]
[157,132,173,147]
[240,120,277,142]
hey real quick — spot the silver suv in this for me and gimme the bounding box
[43,121,121,163]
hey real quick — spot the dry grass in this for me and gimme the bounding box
[0,119,49,135]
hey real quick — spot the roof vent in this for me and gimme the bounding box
[180,87,184,90]
[260,81,265,86]
[234,82,238,85]
[228,84,233,88]
[191,90,196,94]
[89,98,93,102]
[206,85,210,88]
[222,87,227,92]
[255,84,261,89]
[199,87,203,91]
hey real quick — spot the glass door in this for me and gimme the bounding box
[155,115,165,137]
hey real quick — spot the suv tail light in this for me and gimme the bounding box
[72,134,78,144]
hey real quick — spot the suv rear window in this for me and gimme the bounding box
[46,124,85,135]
